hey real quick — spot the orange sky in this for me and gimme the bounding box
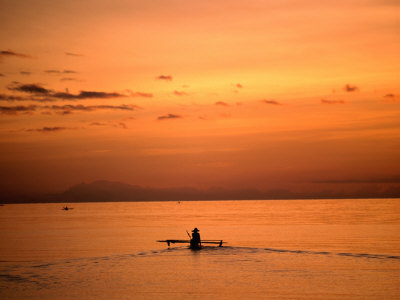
[0,0,399,196]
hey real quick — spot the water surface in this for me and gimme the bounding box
[0,199,399,299]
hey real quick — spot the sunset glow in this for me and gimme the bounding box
[1,0,399,198]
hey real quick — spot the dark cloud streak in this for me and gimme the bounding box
[173,90,187,96]
[0,104,138,115]
[156,75,173,81]
[8,83,127,100]
[60,77,79,82]
[383,94,398,101]
[0,105,37,115]
[46,104,139,112]
[90,122,127,129]
[157,113,182,120]
[73,91,124,99]
[0,50,31,58]
[50,90,126,100]
[215,101,229,106]
[8,83,50,94]
[65,52,84,57]
[127,91,153,98]
[0,94,28,101]
[45,70,78,74]
[321,99,345,104]
[26,126,68,132]
[343,84,359,92]
[261,99,281,105]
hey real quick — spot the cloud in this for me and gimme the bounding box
[41,90,126,100]
[383,94,398,101]
[60,77,79,82]
[0,104,138,115]
[156,75,173,81]
[50,90,126,100]
[236,83,243,88]
[261,99,281,105]
[73,91,124,99]
[157,113,182,120]
[65,52,84,57]
[89,121,127,129]
[133,92,153,98]
[0,50,31,58]
[30,96,57,102]
[0,105,37,115]
[26,126,68,132]
[0,93,56,103]
[127,90,153,98]
[20,71,32,75]
[321,99,345,104]
[343,84,359,92]
[47,104,139,112]
[173,90,187,96]
[44,70,61,74]
[118,122,127,129]
[0,94,28,101]
[45,69,78,74]
[7,83,138,102]
[215,101,229,106]
[55,110,73,115]
[8,83,51,94]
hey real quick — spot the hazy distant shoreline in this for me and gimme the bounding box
[1,180,399,204]
[2,198,400,205]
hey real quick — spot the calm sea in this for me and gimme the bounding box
[0,199,399,299]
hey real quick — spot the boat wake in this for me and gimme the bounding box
[0,245,398,291]
[215,246,400,261]
[154,244,400,261]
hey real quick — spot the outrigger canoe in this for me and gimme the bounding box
[157,239,224,248]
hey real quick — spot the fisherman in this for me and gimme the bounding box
[190,228,201,249]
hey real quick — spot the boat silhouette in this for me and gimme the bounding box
[158,229,224,249]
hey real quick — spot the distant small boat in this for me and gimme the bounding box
[62,206,73,211]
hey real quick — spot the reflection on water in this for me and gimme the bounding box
[2,245,400,299]
[0,199,399,299]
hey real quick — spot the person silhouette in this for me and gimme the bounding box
[190,228,201,249]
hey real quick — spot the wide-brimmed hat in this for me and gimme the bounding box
[192,228,199,232]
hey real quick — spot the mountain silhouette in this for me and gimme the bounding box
[0,180,399,204]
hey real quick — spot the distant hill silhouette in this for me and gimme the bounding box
[1,180,399,203]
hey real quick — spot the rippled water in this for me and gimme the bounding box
[0,199,399,299]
